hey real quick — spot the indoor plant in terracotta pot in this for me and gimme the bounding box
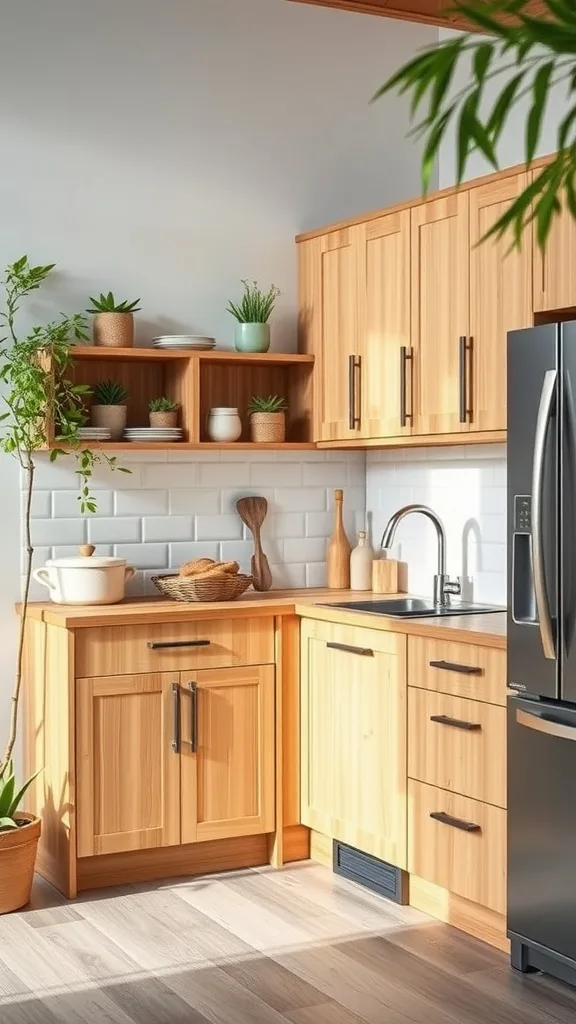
[86,292,141,348]
[91,379,129,439]
[227,279,280,353]
[148,396,180,428]
[0,256,126,913]
[248,394,287,443]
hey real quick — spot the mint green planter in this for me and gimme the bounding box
[235,322,270,353]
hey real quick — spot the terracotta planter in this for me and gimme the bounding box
[91,404,127,440]
[0,813,41,914]
[150,411,178,428]
[250,411,285,443]
[93,312,134,348]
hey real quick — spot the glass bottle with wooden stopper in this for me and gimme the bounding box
[327,489,351,589]
[350,530,373,591]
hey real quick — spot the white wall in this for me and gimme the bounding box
[366,445,507,604]
[0,0,435,753]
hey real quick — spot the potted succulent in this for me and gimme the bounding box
[248,394,287,443]
[148,397,180,428]
[91,380,129,439]
[227,280,280,353]
[0,256,126,913]
[86,292,141,348]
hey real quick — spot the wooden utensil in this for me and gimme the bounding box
[236,496,273,592]
[327,488,351,589]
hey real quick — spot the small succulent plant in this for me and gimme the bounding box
[227,280,280,323]
[248,394,288,414]
[87,292,141,313]
[0,761,40,831]
[148,397,180,412]
[92,380,129,405]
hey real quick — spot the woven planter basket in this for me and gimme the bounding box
[152,573,252,603]
[150,411,178,428]
[0,813,41,914]
[250,412,285,444]
[93,312,134,348]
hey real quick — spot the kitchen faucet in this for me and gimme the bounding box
[379,504,461,608]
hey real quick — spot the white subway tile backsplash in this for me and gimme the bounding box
[284,537,326,563]
[305,562,328,588]
[88,518,141,544]
[219,540,255,569]
[52,490,114,518]
[250,462,302,487]
[302,462,349,487]
[115,543,168,569]
[31,518,86,547]
[141,464,197,490]
[268,513,305,538]
[196,514,243,541]
[22,490,52,519]
[199,463,249,487]
[169,490,220,516]
[305,512,334,537]
[269,563,307,589]
[143,517,193,542]
[115,490,168,516]
[275,488,326,512]
[168,541,220,566]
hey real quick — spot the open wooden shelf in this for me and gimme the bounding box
[54,441,318,452]
[56,346,316,448]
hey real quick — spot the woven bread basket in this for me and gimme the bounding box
[152,572,252,602]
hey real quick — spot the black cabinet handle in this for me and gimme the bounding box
[147,639,211,650]
[188,682,198,753]
[348,354,361,430]
[327,642,374,657]
[171,682,180,753]
[459,335,473,423]
[430,714,481,732]
[430,810,481,833]
[400,346,413,427]
[429,660,482,676]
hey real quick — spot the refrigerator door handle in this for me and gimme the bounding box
[517,707,576,742]
[532,368,557,661]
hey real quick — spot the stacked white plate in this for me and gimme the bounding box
[78,427,111,441]
[124,427,184,443]
[152,335,216,351]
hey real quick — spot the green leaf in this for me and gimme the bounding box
[486,72,526,141]
[473,42,493,86]
[0,817,18,831]
[526,61,555,163]
[0,773,15,817]
[8,769,42,818]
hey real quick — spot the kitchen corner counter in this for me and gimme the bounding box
[20,588,507,646]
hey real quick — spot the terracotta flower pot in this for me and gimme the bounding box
[250,411,285,443]
[93,312,134,348]
[150,411,178,428]
[0,813,41,914]
[91,404,127,440]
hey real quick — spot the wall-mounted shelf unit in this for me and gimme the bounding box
[52,346,315,451]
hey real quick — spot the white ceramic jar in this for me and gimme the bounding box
[32,548,136,605]
[207,407,242,443]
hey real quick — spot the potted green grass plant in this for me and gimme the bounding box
[86,292,141,349]
[248,394,288,443]
[227,280,280,353]
[91,379,129,439]
[148,397,180,428]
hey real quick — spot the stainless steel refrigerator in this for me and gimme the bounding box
[508,322,576,986]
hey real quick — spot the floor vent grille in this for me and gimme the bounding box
[333,841,408,904]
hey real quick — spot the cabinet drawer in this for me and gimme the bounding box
[408,688,506,807]
[408,779,506,914]
[408,636,506,705]
[76,618,274,677]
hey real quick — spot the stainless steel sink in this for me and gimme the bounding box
[322,597,503,618]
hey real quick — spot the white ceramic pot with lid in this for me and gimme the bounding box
[32,545,136,605]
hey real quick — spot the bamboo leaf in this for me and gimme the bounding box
[526,61,555,162]
[8,768,42,818]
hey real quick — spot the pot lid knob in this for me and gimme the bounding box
[79,544,96,558]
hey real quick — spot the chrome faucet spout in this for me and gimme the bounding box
[379,503,459,607]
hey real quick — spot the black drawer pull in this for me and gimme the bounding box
[429,659,482,676]
[430,714,481,732]
[147,639,211,650]
[327,642,374,657]
[430,810,481,833]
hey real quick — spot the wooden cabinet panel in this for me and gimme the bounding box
[469,174,532,432]
[534,187,576,313]
[359,211,412,439]
[408,779,506,914]
[408,687,506,807]
[76,673,180,857]
[76,617,274,677]
[300,618,407,868]
[316,230,361,442]
[408,636,506,706]
[411,193,470,436]
[180,665,275,844]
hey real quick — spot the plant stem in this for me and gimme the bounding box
[1,458,34,774]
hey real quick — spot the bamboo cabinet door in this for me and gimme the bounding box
[314,229,362,442]
[469,174,532,432]
[180,665,275,845]
[411,193,470,436]
[76,673,181,857]
[358,210,412,439]
[534,174,576,313]
[300,620,407,869]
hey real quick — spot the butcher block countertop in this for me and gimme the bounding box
[21,589,507,647]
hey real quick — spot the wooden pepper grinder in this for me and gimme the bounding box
[327,489,351,589]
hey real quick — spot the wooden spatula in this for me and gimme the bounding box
[236,496,273,592]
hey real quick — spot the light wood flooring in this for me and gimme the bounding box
[1,861,574,1023]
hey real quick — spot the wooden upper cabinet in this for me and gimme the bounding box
[469,174,532,432]
[358,211,412,439]
[300,619,407,869]
[534,185,576,313]
[76,672,181,858]
[411,193,470,436]
[180,665,275,845]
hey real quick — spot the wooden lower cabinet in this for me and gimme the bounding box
[76,665,275,858]
[300,619,407,868]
